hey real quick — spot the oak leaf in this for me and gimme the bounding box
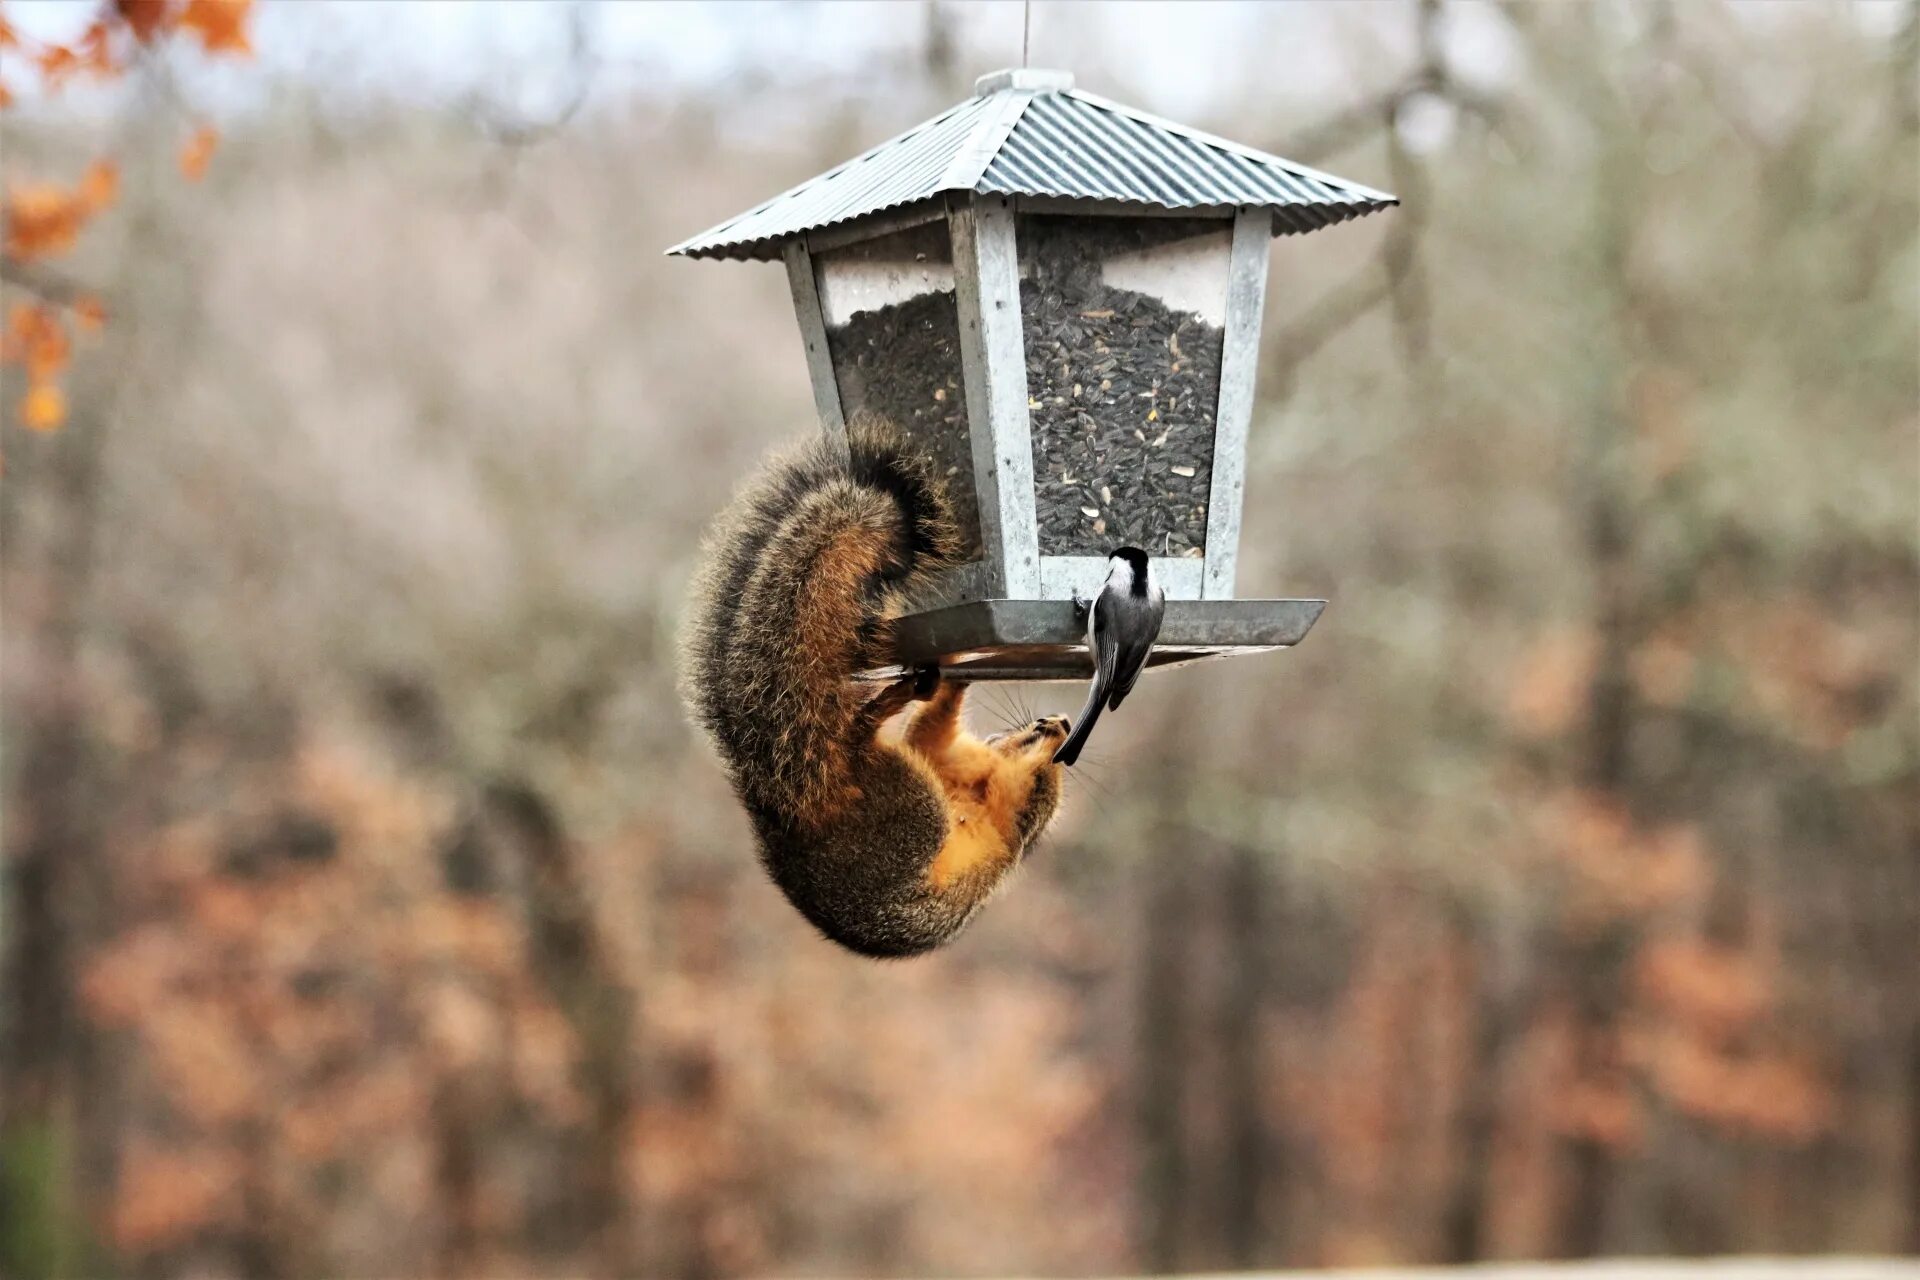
[3,181,92,258]
[179,124,219,181]
[74,294,108,332]
[36,42,81,87]
[6,303,71,380]
[109,1144,239,1251]
[77,18,118,75]
[19,382,66,431]
[115,0,177,43]
[1507,628,1598,738]
[178,0,252,55]
[81,158,119,211]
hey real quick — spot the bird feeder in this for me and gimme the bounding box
[669,68,1395,681]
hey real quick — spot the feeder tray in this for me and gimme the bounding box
[669,68,1394,679]
[862,597,1326,683]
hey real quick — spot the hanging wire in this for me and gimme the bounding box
[1022,0,1032,67]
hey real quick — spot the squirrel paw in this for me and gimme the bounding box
[912,664,941,699]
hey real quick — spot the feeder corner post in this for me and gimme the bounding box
[950,192,1041,600]
[782,237,849,462]
[1202,205,1275,600]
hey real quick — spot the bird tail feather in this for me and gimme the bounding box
[1053,678,1106,766]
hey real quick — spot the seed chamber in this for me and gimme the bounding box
[1017,215,1231,560]
[816,220,984,563]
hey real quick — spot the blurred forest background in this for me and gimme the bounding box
[2,1,1917,1277]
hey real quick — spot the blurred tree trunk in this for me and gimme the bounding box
[1136,821,1193,1273]
[1547,5,1646,1257]
[920,2,963,103]
[1909,1025,1920,1256]
[1,427,105,1278]
[1440,905,1527,1263]
[432,1079,486,1279]
[1,236,131,1280]
[1,70,180,1277]
[1219,842,1270,1267]
[477,777,641,1276]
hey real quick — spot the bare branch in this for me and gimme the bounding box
[0,257,97,307]
[1278,91,1398,166]
[475,1,598,148]
[1266,267,1392,390]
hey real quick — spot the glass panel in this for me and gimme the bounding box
[817,220,982,563]
[1018,214,1230,559]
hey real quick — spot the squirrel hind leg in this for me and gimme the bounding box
[854,673,926,739]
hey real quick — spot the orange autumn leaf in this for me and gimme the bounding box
[1506,627,1598,738]
[81,158,119,211]
[1,304,32,360]
[20,383,67,432]
[115,0,179,43]
[4,181,96,258]
[1,0,256,446]
[177,0,252,56]
[27,327,70,381]
[77,19,119,75]
[1636,937,1769,1041]
[179,125,219,181]
[1631,628,1696,708]
[36,42,82,87]
[1549,1076,1643,1151]
[6,302,71,378]
[74,295,108,333]
[1635,1027,1833,1143]
[109,1144,240,1252]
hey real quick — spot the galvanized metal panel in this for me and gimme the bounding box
[908,557,996,612]
[668,72,1395,262]
[783,241,847,457]
[981,91,1393,234]
[667,93,1001,262]
[1058,86,1396,204]
[938,87,1034,191]
[1202,207,1272,598]
[951,196,1041,599]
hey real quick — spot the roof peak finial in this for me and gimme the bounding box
[974,67,1073,98]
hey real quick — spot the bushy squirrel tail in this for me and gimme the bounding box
[681,424,958,823]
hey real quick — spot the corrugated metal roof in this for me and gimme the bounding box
[668,70,1396,261]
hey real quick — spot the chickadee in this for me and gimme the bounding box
[1054,546,1166,766]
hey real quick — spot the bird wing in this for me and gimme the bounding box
[1103,591,1164,711]
[1092,590,1123,689]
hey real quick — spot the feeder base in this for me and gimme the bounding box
[860,598,1326,683]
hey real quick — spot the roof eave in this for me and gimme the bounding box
[671,191,1399,261]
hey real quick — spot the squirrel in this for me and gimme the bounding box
[680,421,1069,958]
